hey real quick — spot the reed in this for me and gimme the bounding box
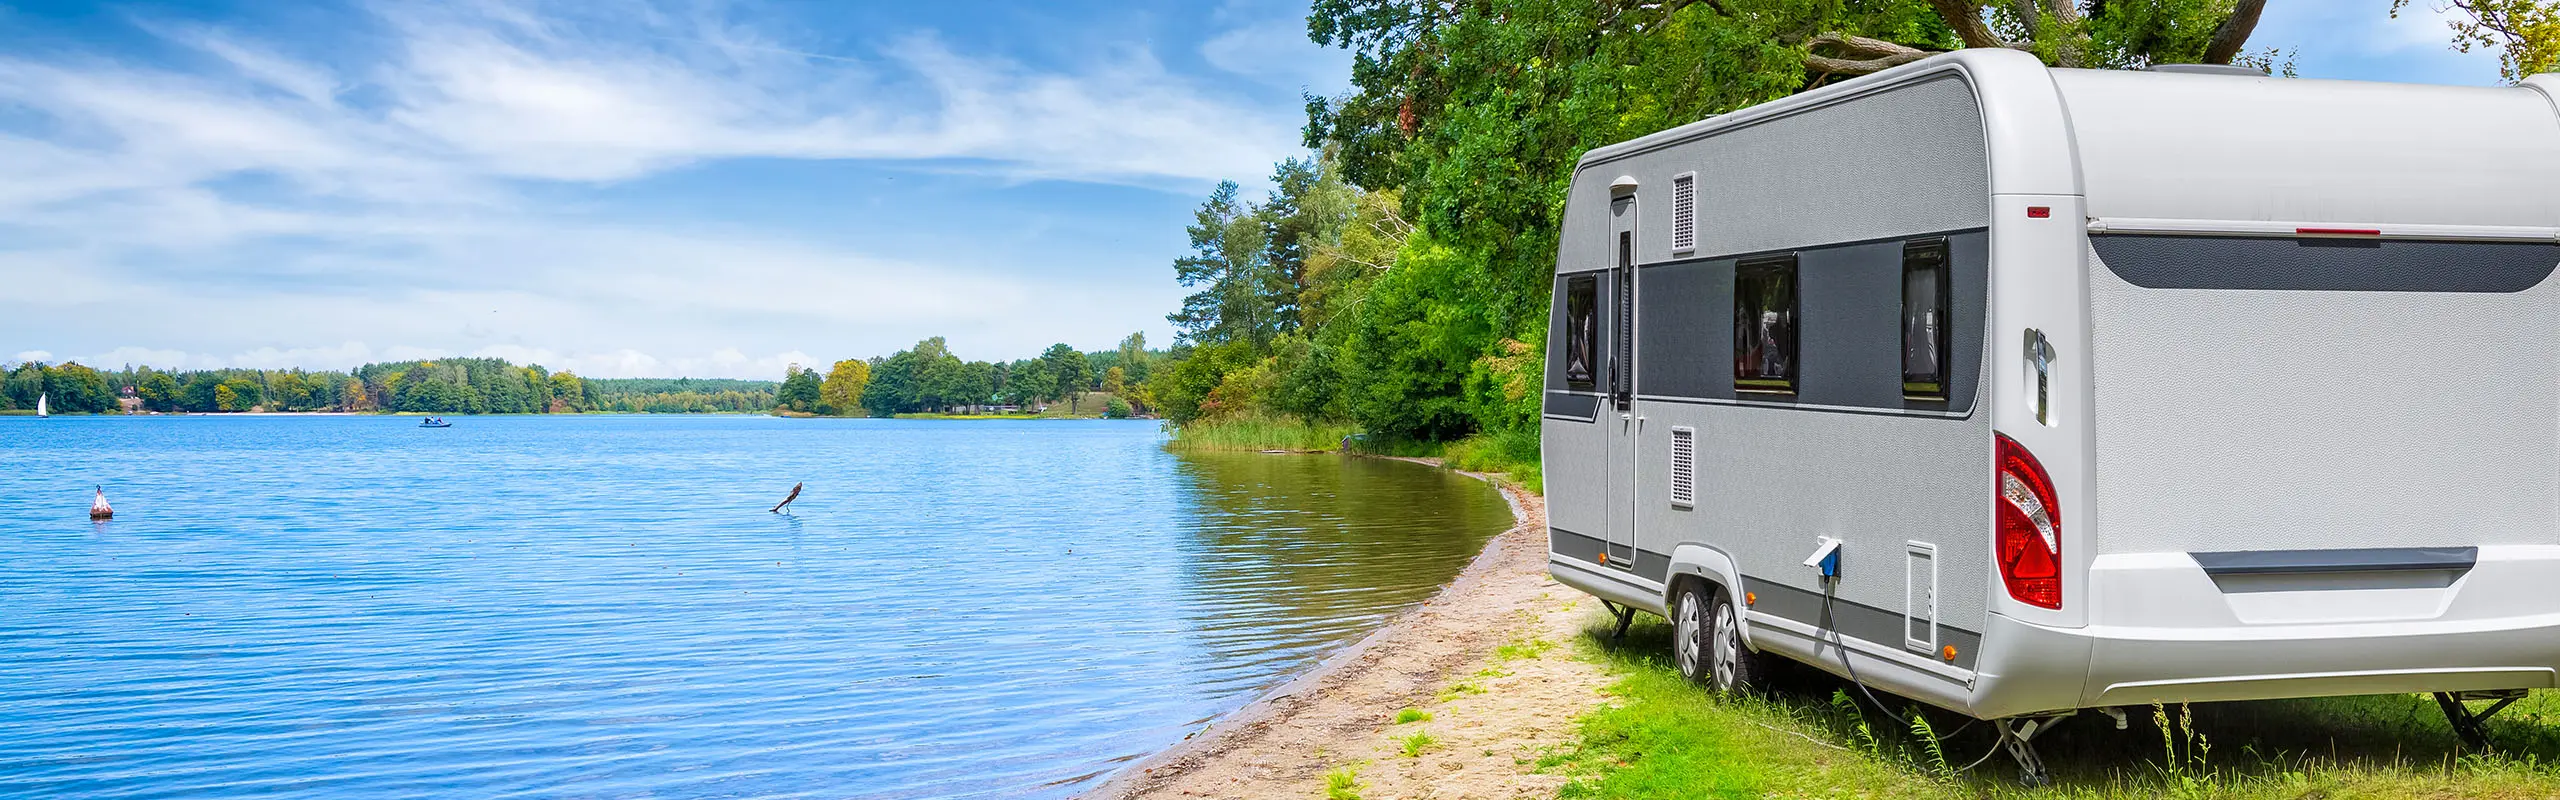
[1163,413,1360,452]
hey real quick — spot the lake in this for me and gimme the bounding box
[0,415,1515,799]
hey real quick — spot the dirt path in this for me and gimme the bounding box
[1086,464,1617,800]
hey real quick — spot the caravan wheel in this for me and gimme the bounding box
[1675,584,1763,694]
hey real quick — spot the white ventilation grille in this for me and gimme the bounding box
[1669,426,1696,508]
[1670,173,1697,254]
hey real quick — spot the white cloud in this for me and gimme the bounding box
[0,0,1272,376]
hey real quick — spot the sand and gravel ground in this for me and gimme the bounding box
[1087,466,1616,800]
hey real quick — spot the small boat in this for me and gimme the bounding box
[36,392,47,418]
[90,486,112,520]
[419,417,452,428]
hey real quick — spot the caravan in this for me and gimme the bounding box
[1541,49,2560,778]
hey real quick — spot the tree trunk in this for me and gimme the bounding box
[2203,0,2267,65]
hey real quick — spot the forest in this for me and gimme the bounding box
[0,358,776,415]
[771,334,1157,418]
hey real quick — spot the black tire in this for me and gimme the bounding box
[1675,583,1764,694]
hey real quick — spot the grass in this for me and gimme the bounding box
[1392,707,1433,724]
[1399,730,1438,758]
[1543,613,2560,799]
[1322,765,1364,800]
[1164,412,1359,452]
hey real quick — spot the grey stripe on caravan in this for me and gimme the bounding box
[1742,576,1981,672]
[2088,217,2560,243]
[1635,394,1975,420]
[1550,527,1671,584]
[2092,235,2560,293]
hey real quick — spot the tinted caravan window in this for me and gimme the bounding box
[1734,256,1797,394]
[1902,239,1951,400]
[1564,275,1597,386]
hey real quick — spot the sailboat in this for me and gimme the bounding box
[35,392,46,418]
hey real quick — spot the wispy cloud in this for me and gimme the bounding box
[0,0,1306,377]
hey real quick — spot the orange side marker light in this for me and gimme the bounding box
[1744,592,1756,606]
[1941,645,1959,662]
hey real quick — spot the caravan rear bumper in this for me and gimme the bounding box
[1968,545,2560,719]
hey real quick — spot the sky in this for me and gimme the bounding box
[0,1,2512,379]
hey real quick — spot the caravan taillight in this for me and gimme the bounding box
[1995,433,2062,609]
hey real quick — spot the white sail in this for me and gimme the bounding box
[35,393,46,417]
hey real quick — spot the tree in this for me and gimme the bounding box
[820,358,871,416]
[1101,366,1128,397]
[2398,0,2559,82]
[777,365,824,412]
[1041,343,1090,412]
[955,361,997,411]
[343,378,373,412]
[1002,358,1051,407]
[1114,332,1153,384]
[549,372,587,413]
[215,378,261,412]
[1169,182,1282,347]
[46,363,116,413]
[139,372,180,412]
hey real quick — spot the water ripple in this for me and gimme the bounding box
[0,416,1512,799]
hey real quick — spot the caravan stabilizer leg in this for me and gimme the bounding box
[2435,689,2525,750]
[1602,601,1638,641]
[1995,713,2072,787]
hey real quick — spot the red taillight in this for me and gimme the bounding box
[1995,433,2062,609]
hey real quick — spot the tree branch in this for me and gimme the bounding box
[1928,0,2007,50]
[1803,32,1937,76]
[2203,0,2267,65]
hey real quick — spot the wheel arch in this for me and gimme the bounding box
[1666,544,1756,649]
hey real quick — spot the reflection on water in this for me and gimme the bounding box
[0,416,1510,799]
[1168,453,1518,695]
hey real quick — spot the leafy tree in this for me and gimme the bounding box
[1001,358,1051,406]
[1115,332,1153,384]
[1041,343,1090,412]
[1101,366,1128,397]
[2397,0,2559,82]
[548,372,587,412]
[1169,182,1282,347]
[139,372,181,412]
[1104,395,1134,419]
[343,378,373,412]
[955,361,997,411]
[811,359,863,415]
[215,378,261,412]
[777,365,824,412]
[45,363,116,413]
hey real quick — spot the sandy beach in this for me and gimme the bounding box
[1088,464,1613,799]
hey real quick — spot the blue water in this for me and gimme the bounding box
[0,415,1513,799]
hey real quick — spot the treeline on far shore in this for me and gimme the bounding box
[0,358,775,415]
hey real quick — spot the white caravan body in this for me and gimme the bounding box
[1541,49,2560,720]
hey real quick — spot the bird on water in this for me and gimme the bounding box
[770,482,803,514]
[89,486,112,520]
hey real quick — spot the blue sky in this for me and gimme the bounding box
[0,1,2508,378]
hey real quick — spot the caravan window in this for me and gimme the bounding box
[1902,239,1951,400]
[1564,275,1597,386]
[1734,256,1797,394]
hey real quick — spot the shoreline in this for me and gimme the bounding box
[1087,459,1611,799]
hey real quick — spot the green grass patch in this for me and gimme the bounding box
[1437,680,1488,703]
[1547,614,2560,799]
[1437,427,1543,493]
[1392,707,1433,725]
[1164,412,1358,452]
[1322,765,1363,800]
[1399,730,1437,758]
